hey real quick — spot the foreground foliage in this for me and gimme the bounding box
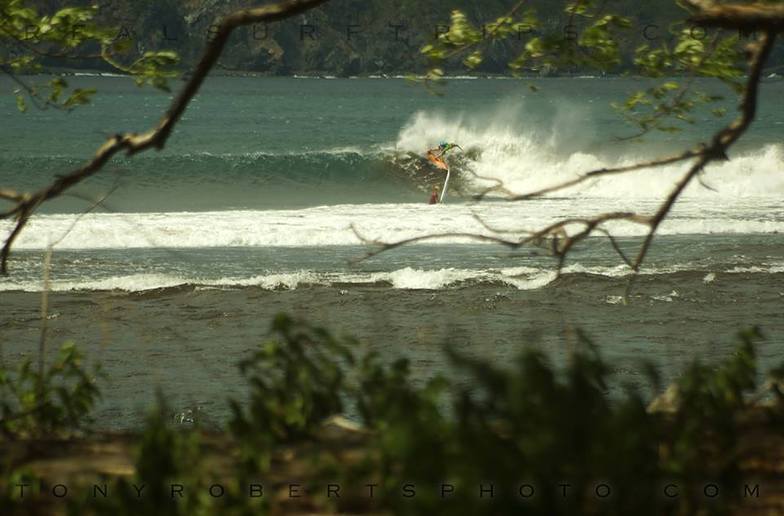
[0,342,100,438]
[0,317,781,515]
[1,0,179,111]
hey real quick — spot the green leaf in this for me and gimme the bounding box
[463,50,483,69]
[63,88,96,109]
[15,93,27,113]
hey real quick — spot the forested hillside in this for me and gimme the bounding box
[16,0,784,75]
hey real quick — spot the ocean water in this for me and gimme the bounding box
[1,75,783,428]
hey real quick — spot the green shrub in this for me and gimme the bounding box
[2,320,778,516]
[0,342,100,438]
[228,313,356,471]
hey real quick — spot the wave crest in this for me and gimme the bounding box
[395,108,784,198]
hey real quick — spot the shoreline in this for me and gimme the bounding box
[10,68,751,80]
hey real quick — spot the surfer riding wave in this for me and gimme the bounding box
[426,141,462,203]
[426,141,461,170]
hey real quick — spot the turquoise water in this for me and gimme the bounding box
[1,75,783,428]
[2,76,782,211]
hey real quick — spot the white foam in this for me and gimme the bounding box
[71,72,126,78]
[0,273,190,292]
[0,267,555,292]
[728,264,784,273]
[652,290,679,302]
[2,261,782,293]
[4,198,782,251]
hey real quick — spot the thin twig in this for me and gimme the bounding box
[0,65,65,111]
[37,246,52,402]
[473,148,700,202]
[630,31,775,276]
[443,0,529,61]
[360,27,777,296]
[684,1,784,31]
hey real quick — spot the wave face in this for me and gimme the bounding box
[0,151,432,212]
[2,76,784,215]
[3,79,784,214]
[4,137,783,214]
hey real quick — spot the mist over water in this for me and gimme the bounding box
[396,102,784,199]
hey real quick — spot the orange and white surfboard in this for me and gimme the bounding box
[426,151,449,171]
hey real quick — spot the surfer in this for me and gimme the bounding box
[426,141,461,171]
[425,141,462,203]
[428,184,440,204]
[429,141,462,158]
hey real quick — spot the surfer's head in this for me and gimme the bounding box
[439,141,448,148]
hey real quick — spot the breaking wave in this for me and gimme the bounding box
[2,263,782,293]
[395,107,784,199]
[4,108,783,212]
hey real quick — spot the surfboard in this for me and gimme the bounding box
[426,152,449,170]
[440,168,450,203]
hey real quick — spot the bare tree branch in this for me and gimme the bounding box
[685,1,784,31]
[0,188,25,203]
[594,227,633,268]
[471,146,701,202]
[352,211,650,269]
[503,148,701,201]
[631,30,776,274]
[359,6,778,294]
[0,0,329,274]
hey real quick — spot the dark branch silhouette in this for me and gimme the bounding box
[630,30,775,274]
[685,1,784,31]
[473,148,702,202]
[0,0,329,274]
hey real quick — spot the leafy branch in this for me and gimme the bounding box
[0,0,180,110]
